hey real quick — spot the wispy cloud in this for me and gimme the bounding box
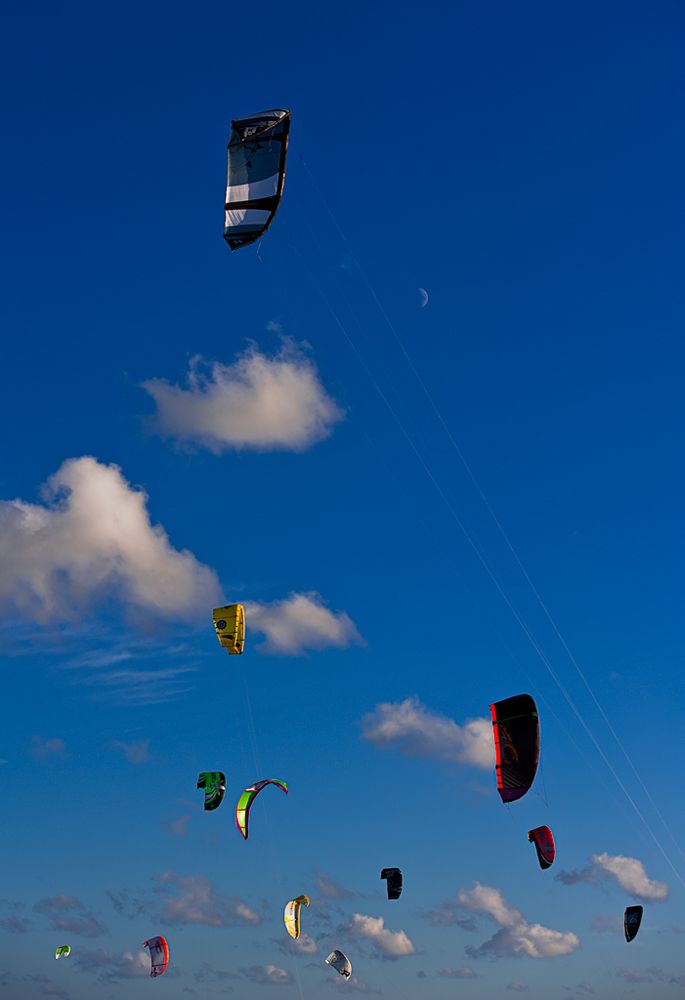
[194,962,239,984]
[162,815,191,838]
[29,975,70,1000]
[458,883,580,960]
[506,982,529,992]
[615,967,685,986]
[108,873,259,932]
[142,344,343,453]
[33,895,106,938]
[59,633,201,705]
[437,966,477,979]
[0,916,31,933]
[278,932,318,955]
[327,974,379,994]
[74,948,149,982]
[616,968,652,984]
[343,913,416,958]
[31,737,67,761]
[107,890,148,920]
[591,913,623,934]
[557,853,669,901]
[315,871,356,900]
[360,697,494,769]
[422,900,476,929]
[242,964,292,984]
[110,739,150,764]
[157,872,260,927]
[84,665,196,705]
[0,898,31,935]
[248,592,363,655]
[0,457,219,625]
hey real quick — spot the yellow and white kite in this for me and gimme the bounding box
[284,895,310,940]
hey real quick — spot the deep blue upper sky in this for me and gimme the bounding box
[1,2,684,998]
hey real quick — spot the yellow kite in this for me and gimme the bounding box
[213,604,245,655]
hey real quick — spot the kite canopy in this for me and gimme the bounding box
[213,604,245,655]
[197,771,226,811]
[223,109,291,250]
[55,945,71,960]
[235,778,288,840]
[490,693,540,803]
[284,895,310,939]
[527,826,556,869]
[380,867,403,899]
[143,936,169,977]
[624,905,643,942]
[325,949,352,979]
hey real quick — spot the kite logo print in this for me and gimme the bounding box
[500,725,520,763]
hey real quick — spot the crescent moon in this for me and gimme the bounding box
[418,287,429,308]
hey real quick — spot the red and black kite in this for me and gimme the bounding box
[528,825,556,869]
[490,693,540,803]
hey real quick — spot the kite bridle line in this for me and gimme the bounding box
[266,148,685,893]
[236,670,307,1000]
[297,148,685,872]
[264,217,636,847]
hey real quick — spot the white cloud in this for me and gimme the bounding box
[142,344,343,452]
[592,853,668,902]
[157,872,260,927]
[0,457,219,624]
[557,853,669,902]
[458,883,580,960]
[458,884,519,927]
[248,592,363,655]
[360,697,494,769]
[345,913,416,958]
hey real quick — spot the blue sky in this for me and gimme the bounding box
[1,1,684,997]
